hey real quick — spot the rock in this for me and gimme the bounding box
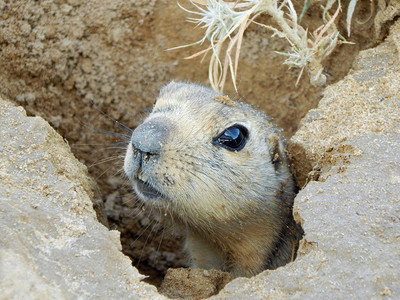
[0,98,165,299]
[159,268,233,299]
[290,18,400,186]
[214,20,400,299]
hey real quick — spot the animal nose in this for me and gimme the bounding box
[130,117,171,154]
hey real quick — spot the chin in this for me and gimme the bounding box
[133,178,166,205]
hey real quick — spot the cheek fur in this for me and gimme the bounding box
[123,143,135,179]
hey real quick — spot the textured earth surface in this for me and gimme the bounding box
[0,98,165,299]
[1,0,400,299]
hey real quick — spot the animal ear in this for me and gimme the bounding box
[268,135,286,172]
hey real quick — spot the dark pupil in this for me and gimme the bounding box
[218,127,244,149]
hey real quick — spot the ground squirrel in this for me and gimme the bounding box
[124,81,301,277]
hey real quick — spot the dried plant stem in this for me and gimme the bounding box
[175,0,349,91]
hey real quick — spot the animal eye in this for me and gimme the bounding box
[213,125,248,151]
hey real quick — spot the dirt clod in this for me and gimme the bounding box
[158,268,233,299]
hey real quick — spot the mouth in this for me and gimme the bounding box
[134,178,164,200]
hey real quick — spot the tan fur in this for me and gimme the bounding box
[124,81,301,277]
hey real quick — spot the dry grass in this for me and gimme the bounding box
[172,0,365,92]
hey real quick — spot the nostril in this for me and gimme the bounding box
[130,117,172,154]
[142,152,153,163]
[135,150,152,169]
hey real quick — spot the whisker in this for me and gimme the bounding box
[137,219,159,267]
[90,101,134,134]
[130,205,156,248]
[141,78,158,98]
[156,228,165,254]
[110,164,127,178]
[87,156,124,168]
[93,162,121,180]
[89,127,131,141]
[71,143,128,151]
[127,205,148,221]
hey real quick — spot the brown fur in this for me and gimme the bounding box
[124,81,301,277]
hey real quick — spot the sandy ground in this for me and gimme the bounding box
[1,0,399,297]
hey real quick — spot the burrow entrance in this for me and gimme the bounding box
[1,0,393,298]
